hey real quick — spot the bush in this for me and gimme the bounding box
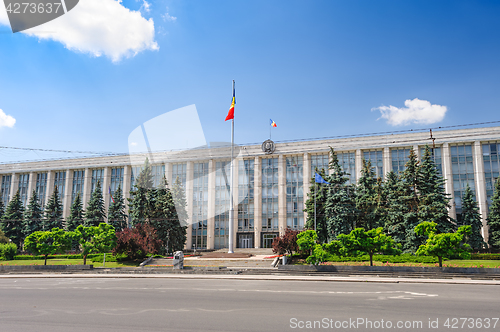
[0,243,18,260]
[113,223,162,260]
[272,228,300,255]
[0,230,10,244]
[471,253,500,260]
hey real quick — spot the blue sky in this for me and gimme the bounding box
[1,0,500,163]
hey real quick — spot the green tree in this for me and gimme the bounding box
[23,190,43,237]
[460,184,486,251]
[296,230,318,256]
[0,199,4,220]
[304,168,329,243]
[171,176,188,227]
[0,229,10,244]
[74,223,117,265]
[107,185,127,232]
[66,192,84,231]
[356,159,379,230]
[128,158,153,226]
[337,227,401,266]
[0,190,25,247]
[43,186,63,230]
[415,221,472,267]
[84,180,105,227]
[383,171,407,246]
[487,177,500,250]
[324,147,357,241]
[418,145,454,233]
[23,228,71,265]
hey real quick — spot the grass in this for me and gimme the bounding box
[0,259,140,268]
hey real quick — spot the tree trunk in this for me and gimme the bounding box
[83,254,87,265]
[438,256,442,268]
[44,255,48,266]
[369,253,373,266]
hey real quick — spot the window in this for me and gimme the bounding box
[1,175,11,206]
[109,168,124,203]
[35,173,48,207]
[72,170,85,204]
[214,161,231,249]
[238,159,254,232]
[483,142,500,210]
[262,158,279,231]
[286,156,304,229]
[311,154,329,177]
[363,150,384,178]
[151,164,165,187]
[53,171,66,205]
[391,148,411,174]
[91,169,104,193]
[421,146,443,176]
[18,174,29,207]
[192,162,209,249]
[172,163,187,188]
[451,144,475,222]
[338,151,356,184]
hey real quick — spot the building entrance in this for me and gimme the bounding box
[261,233,279,248]
[238,233,253,248]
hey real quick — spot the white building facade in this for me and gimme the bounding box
[1,126,499,249]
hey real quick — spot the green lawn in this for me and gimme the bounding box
[0,259,140,268]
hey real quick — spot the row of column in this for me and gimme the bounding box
[4,141,492,247]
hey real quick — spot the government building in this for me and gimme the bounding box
[1,126,499,249]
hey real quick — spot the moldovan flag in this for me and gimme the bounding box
[270,119,277,127]
[225,85,235,121]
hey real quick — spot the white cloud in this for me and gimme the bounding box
[0,0,158,62]
[0,109,16,128]
[372,98,447,126]
[140,0,151,13]
[162,7,177,22]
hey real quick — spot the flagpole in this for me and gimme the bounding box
[228,80,235,254]
[314,179,317,232]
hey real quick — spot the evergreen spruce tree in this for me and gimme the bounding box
[400,148,424,253]
[355,159,379,230]
[171,176,188,227]
[374,177,387,228]
[44,186,64,230]
[324,147,357,241]
[66,192,84,231]
[0,199,4,220]
[488,177,500,250]
[107,185,127,232]
[128,158,153,226]
[304,168,329,243]
[418,145,455,233]
[150,176,187,253]
[84,180,105,227]
[383,171,407,245]
[0,190,25,247]
[460,184,486,251]
[23,190,43,237]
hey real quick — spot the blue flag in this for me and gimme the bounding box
[315,172,330,184]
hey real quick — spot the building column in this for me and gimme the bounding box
[207,160,215,250]
[232,158,240,248]
[254,156,262,248]
[123,165,131,224]
[165,163,173,186]
[27,172,36,202]
[413,145,420,159]
[9,173,17,201]
[473,141,489,242]
[355,149,362,182]
[303,153,311,227]
[63,170,73,219]
[102,167,111,214]
[278,154,286,236]
[45,171,54,207]
[82,168,92,210]
[185,162,194,250]
[383,147,391,179]
[442,143,456,219]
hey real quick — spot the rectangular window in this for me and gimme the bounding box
[391,148,411,174]
[72,170,85,204]
[338,151,356,184]
[151,164,165,187]
[310,154,329,178]
[192,162,209,249]
[172,163,187,188]
[238,159,254,232]
[363,150,384,178]
[54,171,66,201]
[421,146,443,176]
[483,142,500,210]
[91,169,104,193]
[286,156,304,230]
[451,144,475,222]
[262,157,279,231]
[110,167,124,203]
[18,174,29,207]
[1,175,11,206]
[130,166,143,189]
[214,161,231,249]
[35,173,48,208]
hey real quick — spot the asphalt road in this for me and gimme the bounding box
[0,277,499,332]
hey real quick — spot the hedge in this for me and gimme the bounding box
[14,253,104,260]
[312,253,441,264]
[471,253,500,260]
